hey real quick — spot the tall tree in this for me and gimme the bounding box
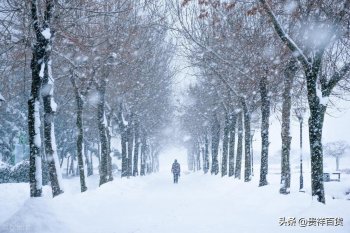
[96,77,112,185]
[259,0,350,203]
[29,0,63,197]
[221,112,229,176]
[235,111,243,179]
[259,76,270,187]
[228,112,237,177]
[70,74,88,192]
[279,59,297,194]
[211,113,220,175]
[242,98,252,182]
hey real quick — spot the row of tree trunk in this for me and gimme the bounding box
[187,62,300,195]
[188,105,252,182]
[118,109,159,178]
[69,80,160,192]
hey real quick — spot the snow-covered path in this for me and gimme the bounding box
[0,148,349,233]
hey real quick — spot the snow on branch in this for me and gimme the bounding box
[41,28,51,39]
[0,93,5,102]
[323,62,350,97]
[259,0,310,69]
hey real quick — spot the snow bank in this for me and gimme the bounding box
[0,147,349,233]
[0,183,28,226]
[0,171,349,233]
[0,198,69,233]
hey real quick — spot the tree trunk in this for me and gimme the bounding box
[76,162,79,176]
[28,42,43,196]
[235,111,243,179]
[306,66,327,203]
[280,59,297,194]
[29,0,52,198]
[211,113,220,175]
[221,112,229,177]
[155,151,160,172]
[66,156,70,176]
[192,146,196,171]
[118,103,129,178]
[147,146,152,174]
[336,156,339,171]
[308,107,326,203]
[29,0,64,197]
[203,131,209,173]
[133,120,140,176]
[188,144,195,171]
[140,130,146,176]
[90,151,94,175]
[201,147,205,171]
[71,76,87,192]
[84,150,91,177]
[106,114,113,181]
[28,95,42,197]
[152,147,160,173]
[69,156,75,175]
[97,142,101,173]
[241,99,251,182]
[97,80,111,186]
[196,141,201,170]
[121,127,128,177]
[259,76,270,187]
[41,51,64,198]
[228,112,237,177]
[127,121,134,177]
[84,143,93,176]
[59,155,64,168]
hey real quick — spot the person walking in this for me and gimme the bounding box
[171,159,181,184]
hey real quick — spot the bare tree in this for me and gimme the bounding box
[324,141,350,171]
[259,0,350,203]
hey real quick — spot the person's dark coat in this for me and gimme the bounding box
[171,161,181,176]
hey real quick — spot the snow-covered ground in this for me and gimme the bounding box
[0,147,349,233]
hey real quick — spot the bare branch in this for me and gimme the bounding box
[324,62,350,96]
[258,0,310,69]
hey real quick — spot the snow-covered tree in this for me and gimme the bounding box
[28,0,64,197]
[259,0,350,203]
[324,141,350,171]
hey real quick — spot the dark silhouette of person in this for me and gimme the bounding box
[171,159,181,184]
